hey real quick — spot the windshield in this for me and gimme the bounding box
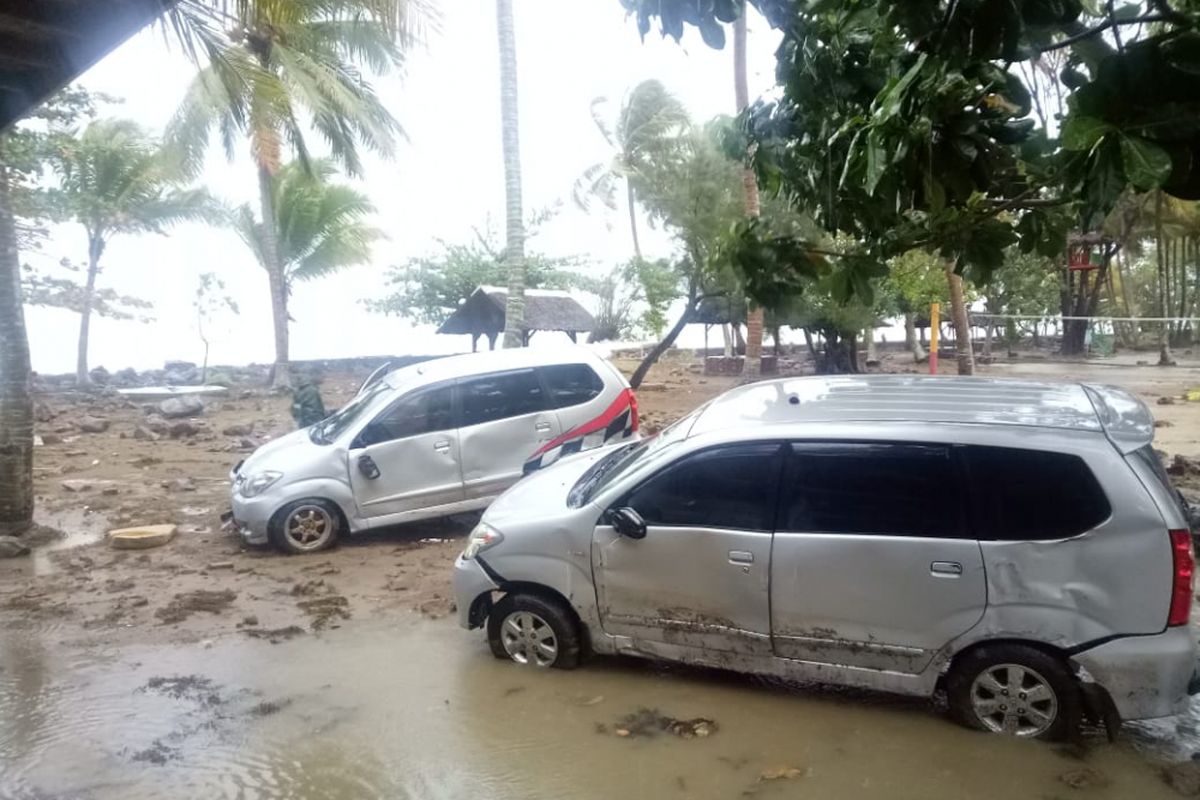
[310,380,392,445]
[567,406,703,507]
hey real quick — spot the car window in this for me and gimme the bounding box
[460,369,546,427]
[621,444,782,531]
[540,363,603,408]
[965,445,1111,540]
[313,379,392,444]
[358,384,455,446]
[782,443,963,538]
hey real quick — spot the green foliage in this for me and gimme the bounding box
[633,257,681,335]
[619,0,1200,305]
[21,259,153,321]
[236,159,383,288]
[367,222,582,324]
[884,250,952,313]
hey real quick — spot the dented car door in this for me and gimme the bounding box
[770,443,986,674]
[593,443,783,656]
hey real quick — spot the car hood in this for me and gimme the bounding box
[237,428,320,476]
[482,448,608,530]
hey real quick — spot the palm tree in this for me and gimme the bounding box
[54,119,219,386]
[167,0,429,386]
[235,159,382,329]
[496,0,525,348]
[733,13,764,377]
[574,79,690,263]
[0,165,33,536]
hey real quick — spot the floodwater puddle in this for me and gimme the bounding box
[0,618,1195,799]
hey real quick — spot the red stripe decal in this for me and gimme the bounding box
[529,389,634,459]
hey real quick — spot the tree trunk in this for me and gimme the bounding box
[257,165,291,389]
[1155,191,1176,366]
[814,330,858,374]
[722,324,732,357]
[864,327,879,365]
[945,263,975,375]
[904,313,927,362]
[630,298,698,389]
[496,0,526,349]
[0,166,34,536]
[75,234,104,387]
[626,179,642,263]
[733,12,764,377]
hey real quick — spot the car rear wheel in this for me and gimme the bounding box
[487,593,580,669]
[947,644,1079,741]
[270,499,341,555]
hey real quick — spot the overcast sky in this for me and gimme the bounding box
[23,2,779,375]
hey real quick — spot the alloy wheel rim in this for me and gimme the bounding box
[500,611,558,667]
[969,663,1058,736]
[285,505,333,550]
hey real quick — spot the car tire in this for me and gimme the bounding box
[487,593,581,670]
[269,499,342,555]
[947,643,1079,741]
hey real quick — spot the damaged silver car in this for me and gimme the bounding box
[454,374,1199,740]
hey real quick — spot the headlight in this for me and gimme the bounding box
[462,522,503,559]
[239,471,283,498]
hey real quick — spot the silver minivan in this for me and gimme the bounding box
[229,348,637,554]
[454,375,1199,739]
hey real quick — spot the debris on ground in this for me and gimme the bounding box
[1163,762,1200,797]
[77,415,111,433]
[130,740,180,765]
[606,708,718,739]
[154,589,236,624]
[1158,396,1177,406]
[1059,767,1111,790]
[759,766,808,781]
[248,699,291,716]
[243,625,306,643]
[158,395,205,418]
[108,524,177,550]
[296,594,351,630]
[140,675,223,706]
[0,536,31,558]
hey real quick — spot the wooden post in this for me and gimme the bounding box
[929,302,940,375]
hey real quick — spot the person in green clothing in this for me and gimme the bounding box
[290,373,328,428]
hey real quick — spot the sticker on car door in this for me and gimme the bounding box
[522,389,637,474]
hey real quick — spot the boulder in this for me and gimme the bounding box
[158,395,204,418]
[161,477,197,492]
[39,433,62,445]
[88,366,111,385]
[34,401,56,422]
[143,414,170,435]
[0,536,30,558]
[108,524,176,550]
[76,415,110,434]
[61,479,116,493]
[168,420,204,438]
[132,424,159,441]
[223,423,254,437]
[163,360,201,385]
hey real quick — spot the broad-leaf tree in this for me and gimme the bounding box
[236,159,382,345]
[53,118,219,386]
[620,0,1200,370]
[167,0,430,387]
[574,79,690,262]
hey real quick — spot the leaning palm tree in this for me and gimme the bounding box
[53,118,220,386]
[574,79,690,263]
[235,159,382,332]
[495,0,527,348]
[166,0,430,386]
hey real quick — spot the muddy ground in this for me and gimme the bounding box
[4,347,1200,799]
[5,346,1200,651]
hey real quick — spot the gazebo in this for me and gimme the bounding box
[438,286,595,351]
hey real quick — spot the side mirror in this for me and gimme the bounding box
[357,454,381,479]
[609,507,647,540]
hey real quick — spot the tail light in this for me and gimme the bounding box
[627,390,639,433]
[1168,529,1195,627]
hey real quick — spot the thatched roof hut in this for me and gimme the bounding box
[437,286,595,350]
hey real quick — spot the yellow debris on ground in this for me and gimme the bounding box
[1185,387,1200,402]
[107,524,177,550]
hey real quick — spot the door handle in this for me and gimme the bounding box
[728,550,754,565]
[433,439,451,454]
[535,421,552,433]
[931,561,963,577]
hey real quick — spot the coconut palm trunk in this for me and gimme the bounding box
[75,234,105,386]
[945,263,975,375]
[626,179,643,262]
[258,164,292,388]
[0,166,34,536]
[496,0,526,348]
[733,13,763,377]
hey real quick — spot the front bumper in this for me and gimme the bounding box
[229,490,273,546]
[1073,625,1199,721]
[453,554,500,629]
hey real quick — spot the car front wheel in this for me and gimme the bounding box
[270,499,341,555]
[487,593,580,669]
